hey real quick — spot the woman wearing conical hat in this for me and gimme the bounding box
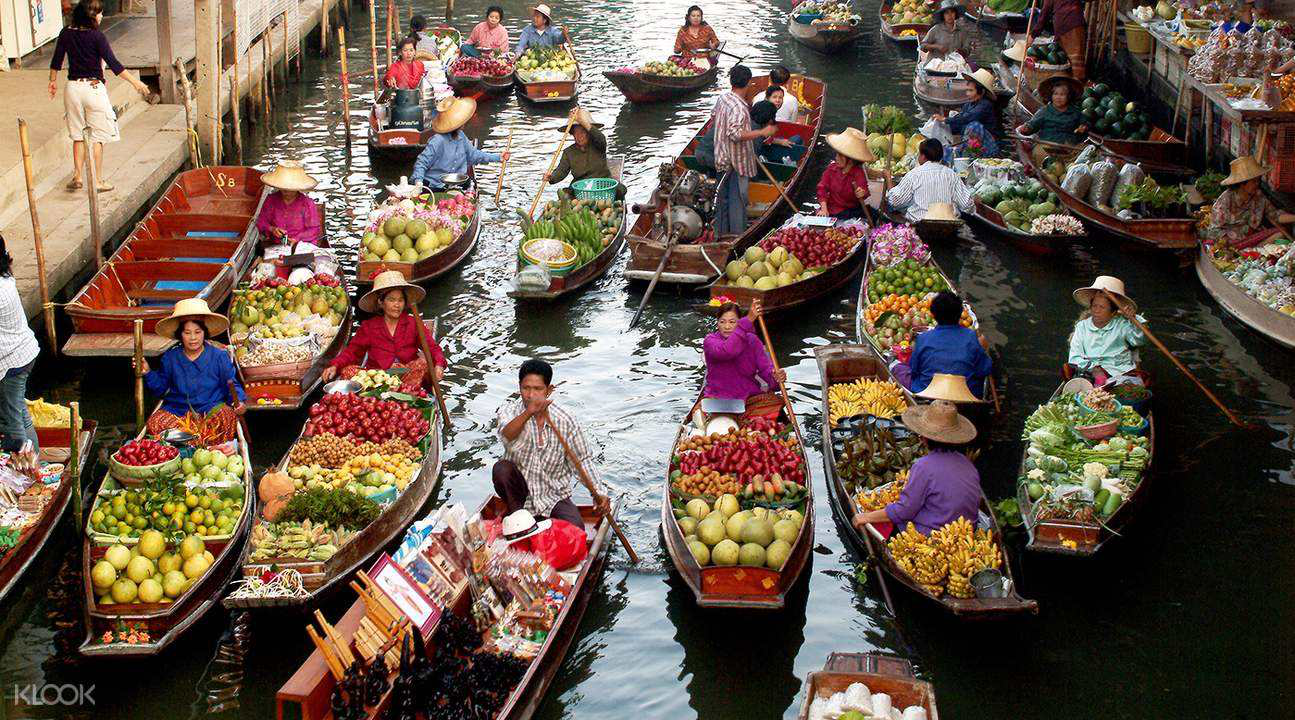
[410,96,511,190]
[890,291,993,399]
[1065,276,1145,387]
[1200,155,1295,251]
[931,68,1001,160]
[816,128,873,221]
[256,160,323,249]
[921,0,975,60]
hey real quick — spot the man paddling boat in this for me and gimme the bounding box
[544,107,625,198]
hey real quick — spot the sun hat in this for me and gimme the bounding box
[826,127,876,163]
[1037,75,1084,102]
[960,68,998,99]
[916,373,984,404]
[935,0,965,18]
[901,400,977,444]
[567,108,603,135]
[155,298,229,339]
[532,3,553,21]
[1220,155,1270,187]
[923,202,958,221]
[432,96,478,134]
[359,270,427,314]
[1073,275,1136,312]
[502,509,552,543]
[1003,39,1027,63]
[261,160,319,192]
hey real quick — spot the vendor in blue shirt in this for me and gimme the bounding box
[514,4,566,56]
[136,298,246,438]
[411,97,509,190]
[892,291,993,398]
[932,69,1000,162]
[1221,0,1255,33]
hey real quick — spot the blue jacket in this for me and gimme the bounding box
[145,342,246,416]
[909,324,993,398]
[514,25,563,56]
[411,130,500,189]
[948,98,997,136]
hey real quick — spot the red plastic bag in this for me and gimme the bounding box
[521,519,588,571]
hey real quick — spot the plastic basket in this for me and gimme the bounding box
[570,177,618,201]
[519,239,578,277]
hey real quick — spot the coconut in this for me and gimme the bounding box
[725,260,748,281]
[685,498,711,521]
[765,539,793,570]
[783,257,804,277]
[736,275,755,289]
[687,539,711,566]
[697,516,726,546]
[742,517,775,547]
[383,216,408,238]
[745,261,769,280]
[392,234,414,253]
[711,539,741,566]
[404,219,429,239]
[743,246,767,265]
[776,271,794,287]
[773,518,800,544]
[754,276,778,291]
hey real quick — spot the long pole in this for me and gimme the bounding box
[754,315,807,452]
[493,127,514,206]
[84,151,103,268]
[133,320,145,432]
[339,28,351,148]
[407,305,451,433]
[321,0,329,56]
[175,58,199,167]
[385,0,393,70]
[1015,0,1039,103]
[529,116,576,218]
[229,75,243,164]
[369,0,379,98]
[17,120,57,353]
[545,419,640,564]
[629,233,676,329]
[757,160,797,211]
[69,402,82,531]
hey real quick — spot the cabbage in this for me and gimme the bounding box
[1038,455,1068,473]
[1129,445,1149,459]
[1108,437,1130,451]
[1028,425,1071,449]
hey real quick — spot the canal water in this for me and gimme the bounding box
[5,0,1293,717]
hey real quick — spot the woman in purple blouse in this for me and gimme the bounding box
[851,400,982,536]
[703,300,785,401]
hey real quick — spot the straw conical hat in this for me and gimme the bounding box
[901,400,977,444]
[261,160,319,191]
[1072,275,1136,312]
[567,108,603,134]
[935,0,965,17]
[532,4,553,21]
[155,298,229,339]
[1003,39,1027,63]
[960,68,997,99]
[1220,155,1269,186]
[432,96,478,134]
[1037,75,1083,102]
[916,373,984,404]
[827,127,875,163]
[924,202,958,221]
[359,270,427,314]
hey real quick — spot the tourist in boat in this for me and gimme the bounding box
[514,4,565,56]
[1031,0,1087,81]
[675,5,721,67]
[137,299,245,439]
[545,107,624,198]
[816,127,873,220]
[1200,156,1295,250]
[921,0,976,61]
[1015,76,1087,147]
[756,66,800,123]
[851,400,981,536]
[750,100,800,166]
[0,235,40,454]
[494,358,610,529]
[410,97,510,190]
[712,65,779,236]
[255,161,322,249]
[462,6,510,57]
[1065,276,1146,386]
[703,300,785,401]
[885,139,975,222]
[321,271,447,392]
[931,69,1001,161]
[48,0,152,193]
[891,292,993,398]
[385,36,426,90]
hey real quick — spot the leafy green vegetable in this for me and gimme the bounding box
[274,487,380,530]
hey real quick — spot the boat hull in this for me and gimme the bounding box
[788,17,863,53]
[354,205,481,287]
[603,64,719,103]
[1196,247,1295,349]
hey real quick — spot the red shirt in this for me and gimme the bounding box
[331,314,446,371]
[385,60,425,90]
[816,161,870,217]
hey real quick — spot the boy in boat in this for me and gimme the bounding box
[494,359,610,529]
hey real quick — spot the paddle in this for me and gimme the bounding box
[528,115,576,219]
[629,232,677,330]
[407,303,452,433]
[757,160,799,212]
[1014,0,1039,103]
[542,415,640,564]
[754,313,807,453]
[1100,289,1255,430]
[494,126,515,207]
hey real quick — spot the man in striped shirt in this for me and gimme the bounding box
[885,139,974,223]
[493,359,609,529]
[711,65,778,236]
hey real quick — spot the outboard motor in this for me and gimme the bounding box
[389,88,423,130]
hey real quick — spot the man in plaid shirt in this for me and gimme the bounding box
[711,65,778,236]
[494,359,609,529]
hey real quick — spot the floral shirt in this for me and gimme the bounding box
[1203,188,1282,247]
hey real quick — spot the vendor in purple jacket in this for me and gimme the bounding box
[892,291,992,399]
[851,400,981,535]
[255,160,323,249]
[703,300,785,400]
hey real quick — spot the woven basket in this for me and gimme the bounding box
[107,454,181,486]
[571,177,618,201]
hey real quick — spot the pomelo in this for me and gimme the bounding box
[725,512,749,542]
[741,517,775,547]
[715,494,740,519]
[415,232,437,253]
[179,535,205,560]
[382,249,402,262]
[687,539,711,566]
[110,578,138,604]
[392,234,413,253]
[138,578,163,604]
[677,516,698,537]
[773,518,800,544]
[743,246,767,265]
[685,498,710,521]
[91,560,117,589]
[105,544,131,571]
[369,236,391,257]
[404,219,429,239]
[157,552,181,574]
[383,216,408,238]
[193,449,212,468]
[711,539,740,566]
[183,554,210,580]
[725,260,748,281]
[162,570,187,599]
[126,556,155,584]
[765,539,792,570]
[738,542,767,567]
[696,516,726,547]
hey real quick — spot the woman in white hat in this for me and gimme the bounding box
[255,160,322,249]
[1200,155,1295,251]
[514,4,566,56]
[1066,276,1146,387]
[931,68,1000,160]
[410,96,511,190]
[137,299,245,439]
[921,0,976,60]
[816,128,873,221]
[321,271,447,392]
[851,400,981,536]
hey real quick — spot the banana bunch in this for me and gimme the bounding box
[889,522,948,596]
[828,378,906,424]
[554,209,605,265]
[523,219,559,241]
[249,519,352,563]
[927,518,1003,599]
[854,469,907,512]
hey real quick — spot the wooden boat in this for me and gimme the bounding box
[353,194,482,289]
[1196,245,1295,350]
[224,330,444,610]
[967,196,1086,255]
[0,421,97,607]
[603,62,720,103]
[63,167,265,358]
[79,414,253,657]
[624,75,826,286]
[704,221,869,314]
[447,67,517,97]
[508,160,628,301]
[515,43,581,104]
[274,495,614,720]
[787,11,864,53]
[1014,140,1197,250]
[913,55,972,109]
[1016,384,1156,556]
[796,652,939,719]
[977,7,1028,31]
[814,344,1033,618]
[879,2,925,44]
[660,391,814,609]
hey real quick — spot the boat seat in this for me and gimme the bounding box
[138,280,208,306]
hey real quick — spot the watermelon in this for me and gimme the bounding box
[1092,83,1109,96]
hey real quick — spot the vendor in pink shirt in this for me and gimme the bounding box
[255,160,322,249]
[463,6,510,56]
[702,299,784,401]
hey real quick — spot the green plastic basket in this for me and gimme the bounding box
[570,177,617,201]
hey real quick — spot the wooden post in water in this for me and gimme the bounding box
[133,320,145,432]
[385,0,393,70]
[68,402,82,531]
[369,0,379,97]
[339,27,351,148]
[283,12,290,85]
[17,120,57,353]
[229,75,242,164]
[175,58,199,166]
[195,0,220,163]
[83,152,103,268]
[321,0,329,55]
[263,37,272,123]
[156,0,176,103]
[445,0,454,22]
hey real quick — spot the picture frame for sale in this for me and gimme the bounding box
[369,554,441,635]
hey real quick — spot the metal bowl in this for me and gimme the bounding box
[970,568,1007,599]
[161,428,198,445]
[440,172,470,188]
[323,380,361,395]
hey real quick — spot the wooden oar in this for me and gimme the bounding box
[629,232,677,329]
[17,120,57,353]
[1100,289,1254,430]
[543,415,640,564]
[754,314,807,452]
[133,320,146,432]
[407,303,452,433]
[757,160,798,212]
[494,126,514,207]
[529,116,576,218]
[1014,0,1039,102]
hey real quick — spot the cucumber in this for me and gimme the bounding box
[1094,488,1110,509]
[1102,492,1122,517]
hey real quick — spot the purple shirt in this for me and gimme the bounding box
[50,27,125,82]
[255,192,322,246]
[703,317,775,400]
[885,450,981,535]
